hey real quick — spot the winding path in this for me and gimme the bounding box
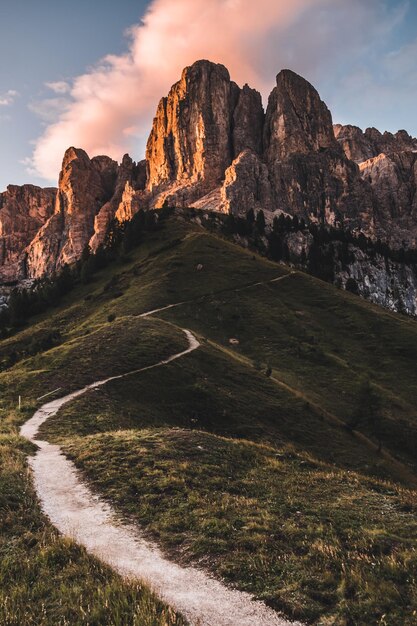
[20,313,302,626]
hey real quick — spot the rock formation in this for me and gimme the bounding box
[0,185,56,282]
[262,70,374,231]
[264,70,338,161]
[233,84,264,156]
[143,62,376,235]
[25,149,146,278]
[90,154,146,251]
[279,227,417,316]
[26,148,118,277]
[334,124,417,245]
[359,152,417,246]
[220,150,272,214]
[334,124,417,163]
[145,60,264,208]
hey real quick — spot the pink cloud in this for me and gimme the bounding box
[30,0,330,181]
[30,0,410,182]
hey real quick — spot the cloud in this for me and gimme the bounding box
[29,0,413,182]
[45,81,71,94]
[29,97,71,123]
[0,89,19,106]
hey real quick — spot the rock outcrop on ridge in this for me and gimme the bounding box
[334,124,417,163]
[334,124,417,246]
[0,185,56,282]
[25,149,146,278]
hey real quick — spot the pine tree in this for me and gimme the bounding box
[255,210,266,234]
[246,208,255,228]
[267,232,283,261]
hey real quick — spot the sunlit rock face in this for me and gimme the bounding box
[145,60,264,209]
[89,155,146,251]
[146,61,237,191]
[220,149,273,215]
[25,149,147,279]
[26,148,118,277]
[0,184,56,282]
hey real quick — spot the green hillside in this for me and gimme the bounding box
[1,214,417,624]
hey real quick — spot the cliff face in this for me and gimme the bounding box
[0,185,56,282]
[144,61,376,235]
[262,70,374,231]
[281,229,417,316]
[334,124,417,246]
[25,149,146,278]
[334,124,417,163]
[146,61,236,192]
[220,150,272,214]
[26,148,118,277]
[145,60,264,208]
[264,70,338,161]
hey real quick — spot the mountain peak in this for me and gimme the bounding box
[265,68,338,161]
[62,147,90,169]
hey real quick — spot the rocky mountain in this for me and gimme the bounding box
[2,149,146,280]
[0,185,56,282]
[261,70,374,232]
[1,59,417,316]
[334,124,417,163]
[145,60,264,209]
[144,63,375,237]
[334,124,417,247]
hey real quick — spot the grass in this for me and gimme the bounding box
[41,343,408,484]
[0,316,186,418]
[0,422,187,625]
[160,268,417,470]
[2,213,417,624]
[60,428,417,625]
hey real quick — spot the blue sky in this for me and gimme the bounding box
[0,0,147,189]
[0,0,416,191]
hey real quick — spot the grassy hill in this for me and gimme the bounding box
[1,213,417,624]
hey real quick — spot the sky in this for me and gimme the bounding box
[0,0,416,191]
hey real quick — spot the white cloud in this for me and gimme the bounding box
[45,81,71,94]
[0,90,19,106]
[29,97,71,123]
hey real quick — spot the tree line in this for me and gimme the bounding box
[0,208,170,336]
[212,208,417,284]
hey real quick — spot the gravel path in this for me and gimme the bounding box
[21,318,303,626]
